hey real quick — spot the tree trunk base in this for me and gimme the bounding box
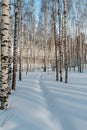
[44,67,46,72]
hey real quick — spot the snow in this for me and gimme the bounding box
[0,69,87,130]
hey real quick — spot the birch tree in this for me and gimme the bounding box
[31,0,35,71]
[41,0,49,72]
[63,0,68,83]
[52,0,59,81]
[0,0,10,109]
[12,0,18,90]
[19,0,23,81]
[8,1,12,94]
[58,0,62,82]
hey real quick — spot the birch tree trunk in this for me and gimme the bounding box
[44,1,49,72]
[8,1,12,94]
[58,0,62,82]
[62,14,65,69]
[81,34,84,72]
[0,0,10,109]
[0,3,1,71]
[63,0,68,83]
[0,3,1,97]
[26,48,29,75]
[32,0,35,72]
[53,0,59,81]
[12,2,18,90]
[19,0,22,81]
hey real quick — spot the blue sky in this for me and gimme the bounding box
[34,0,41,22]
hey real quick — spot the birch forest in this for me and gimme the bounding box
[0,1,87,129]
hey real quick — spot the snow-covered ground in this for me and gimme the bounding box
[0,69,87,130]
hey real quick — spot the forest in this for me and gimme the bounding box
[0,0,87,130]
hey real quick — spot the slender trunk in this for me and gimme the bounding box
[8,1,12,94]
[30,40,32,72]
[0,0,10,109]
[19,0,22,81]
[44,1,49,72]
[31,0,35,71]
[81,33,84,72]
[62,14,65,69]
[58,0,62,82]
[26,48,29,74]
[44,44,46,72]
[53,0,58,81]
[0,3,2,91]
[69,38,72,71]
[63,0,68,83]
[12,9,18,90]
[73,39,76,72]
[79,30,82,73]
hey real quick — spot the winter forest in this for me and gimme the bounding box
[0,0,87,130]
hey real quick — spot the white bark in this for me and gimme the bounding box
[0,0,10,109]
[8,1,12,94]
